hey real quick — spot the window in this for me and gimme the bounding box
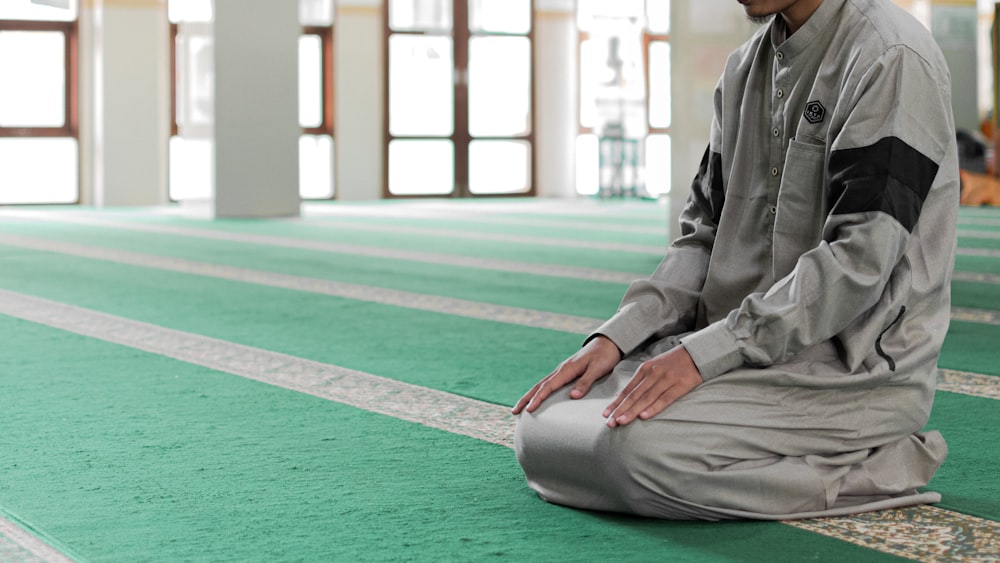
[384,0,535,197]
[576,0,670,198]
[0,0,79,204]
[168,0,335,201]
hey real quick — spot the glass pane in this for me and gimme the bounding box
[599,135,642,196]
[577,0,643,32]
[575,134,599,196]
[0,31,65,128]
[168,136,213,201]
[300,134,335,199]
[469,0,530,34]
[645,134,671,196]
[175,23,214,132]
[389,0,453,32]
[469,140,530,194]
[388,140,454,195]
[579,38,599,128]
[646,0,670,33]
[299,0,334,26]
[389,35,454,136]
[580,21,647,136]
[0,138,78,204]
[299,35,323,128]
[468,36,530,137]
[648,41,671,128]
[168,0,212,23]
[0,0,77,21]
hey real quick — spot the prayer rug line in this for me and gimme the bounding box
[0,289,996,562]
[284,218,668,255]
[1,234,997,338]
[0,234,604,335]
[0,515,73,563]
[958,228,1000,240]
[301,204,669,235]
[0,212,645,285]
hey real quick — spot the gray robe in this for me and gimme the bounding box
[515,0,957,519]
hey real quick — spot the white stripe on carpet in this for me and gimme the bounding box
[2,234,997,333]
[0,234,604,335]
[0,289,997,562]
[0,516,73,563]
[0,212,646,284]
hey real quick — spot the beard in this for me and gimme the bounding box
[746,14,775,25]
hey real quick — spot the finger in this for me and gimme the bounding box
[604,375,655,426]
[524,366,580,412]
[610,372,679,427]
[569,362,610,399]
[602,366,647,418]
[511,381,543,414]
[614,369,697,425]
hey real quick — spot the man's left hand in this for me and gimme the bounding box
[603,346,703,427]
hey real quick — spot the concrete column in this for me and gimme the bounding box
[534,0,577,199]
[334,0,382,201]
[668,0,755,242]
[80,0,170,207]
[211,0,300,217]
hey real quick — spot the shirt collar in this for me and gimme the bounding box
[770,0,847,60]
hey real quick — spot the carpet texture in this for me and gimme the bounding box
[0,200,996,561]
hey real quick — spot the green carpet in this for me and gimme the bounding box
[0,316,904,563]
[0,200,997,561]
[0,220,635,319]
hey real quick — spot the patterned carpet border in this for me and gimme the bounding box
[785,505,1000,561]
[939,370,1000,401]
[957,247,1000,259]
[952,271,1000,285]
[0,289,997,562]
[0,211,645,284]
[958,217,1000,228]
[2,233,998,339]
[958,228,1000,240]
[951,307,1000,325]
[301,204,668,235]
[0,234,604,335]
[293,218,667,254]
[0,516,72,563]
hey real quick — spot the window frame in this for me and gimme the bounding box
[382,0,537,199]
[575,8,671,196]
[0,19,78,139]
[168,15,336,200]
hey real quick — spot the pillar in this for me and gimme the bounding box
[211,0,300,217]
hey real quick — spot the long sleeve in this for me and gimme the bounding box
[590,150,719,356]
[680,44,956,381]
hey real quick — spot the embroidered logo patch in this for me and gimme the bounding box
[804,100,826,124]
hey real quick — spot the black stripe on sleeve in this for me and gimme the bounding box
[827,136,938,232]
[689,146,725,226]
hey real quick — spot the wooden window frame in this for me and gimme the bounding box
[382,0,537,199]
[170,23,334,138]
[0,19,78,138]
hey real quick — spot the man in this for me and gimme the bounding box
[513,0,958,520]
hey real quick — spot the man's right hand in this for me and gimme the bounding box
[511,335,622,415]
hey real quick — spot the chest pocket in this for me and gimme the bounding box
[773,139,827,280]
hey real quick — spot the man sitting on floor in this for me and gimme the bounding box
[513,0,958,520]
